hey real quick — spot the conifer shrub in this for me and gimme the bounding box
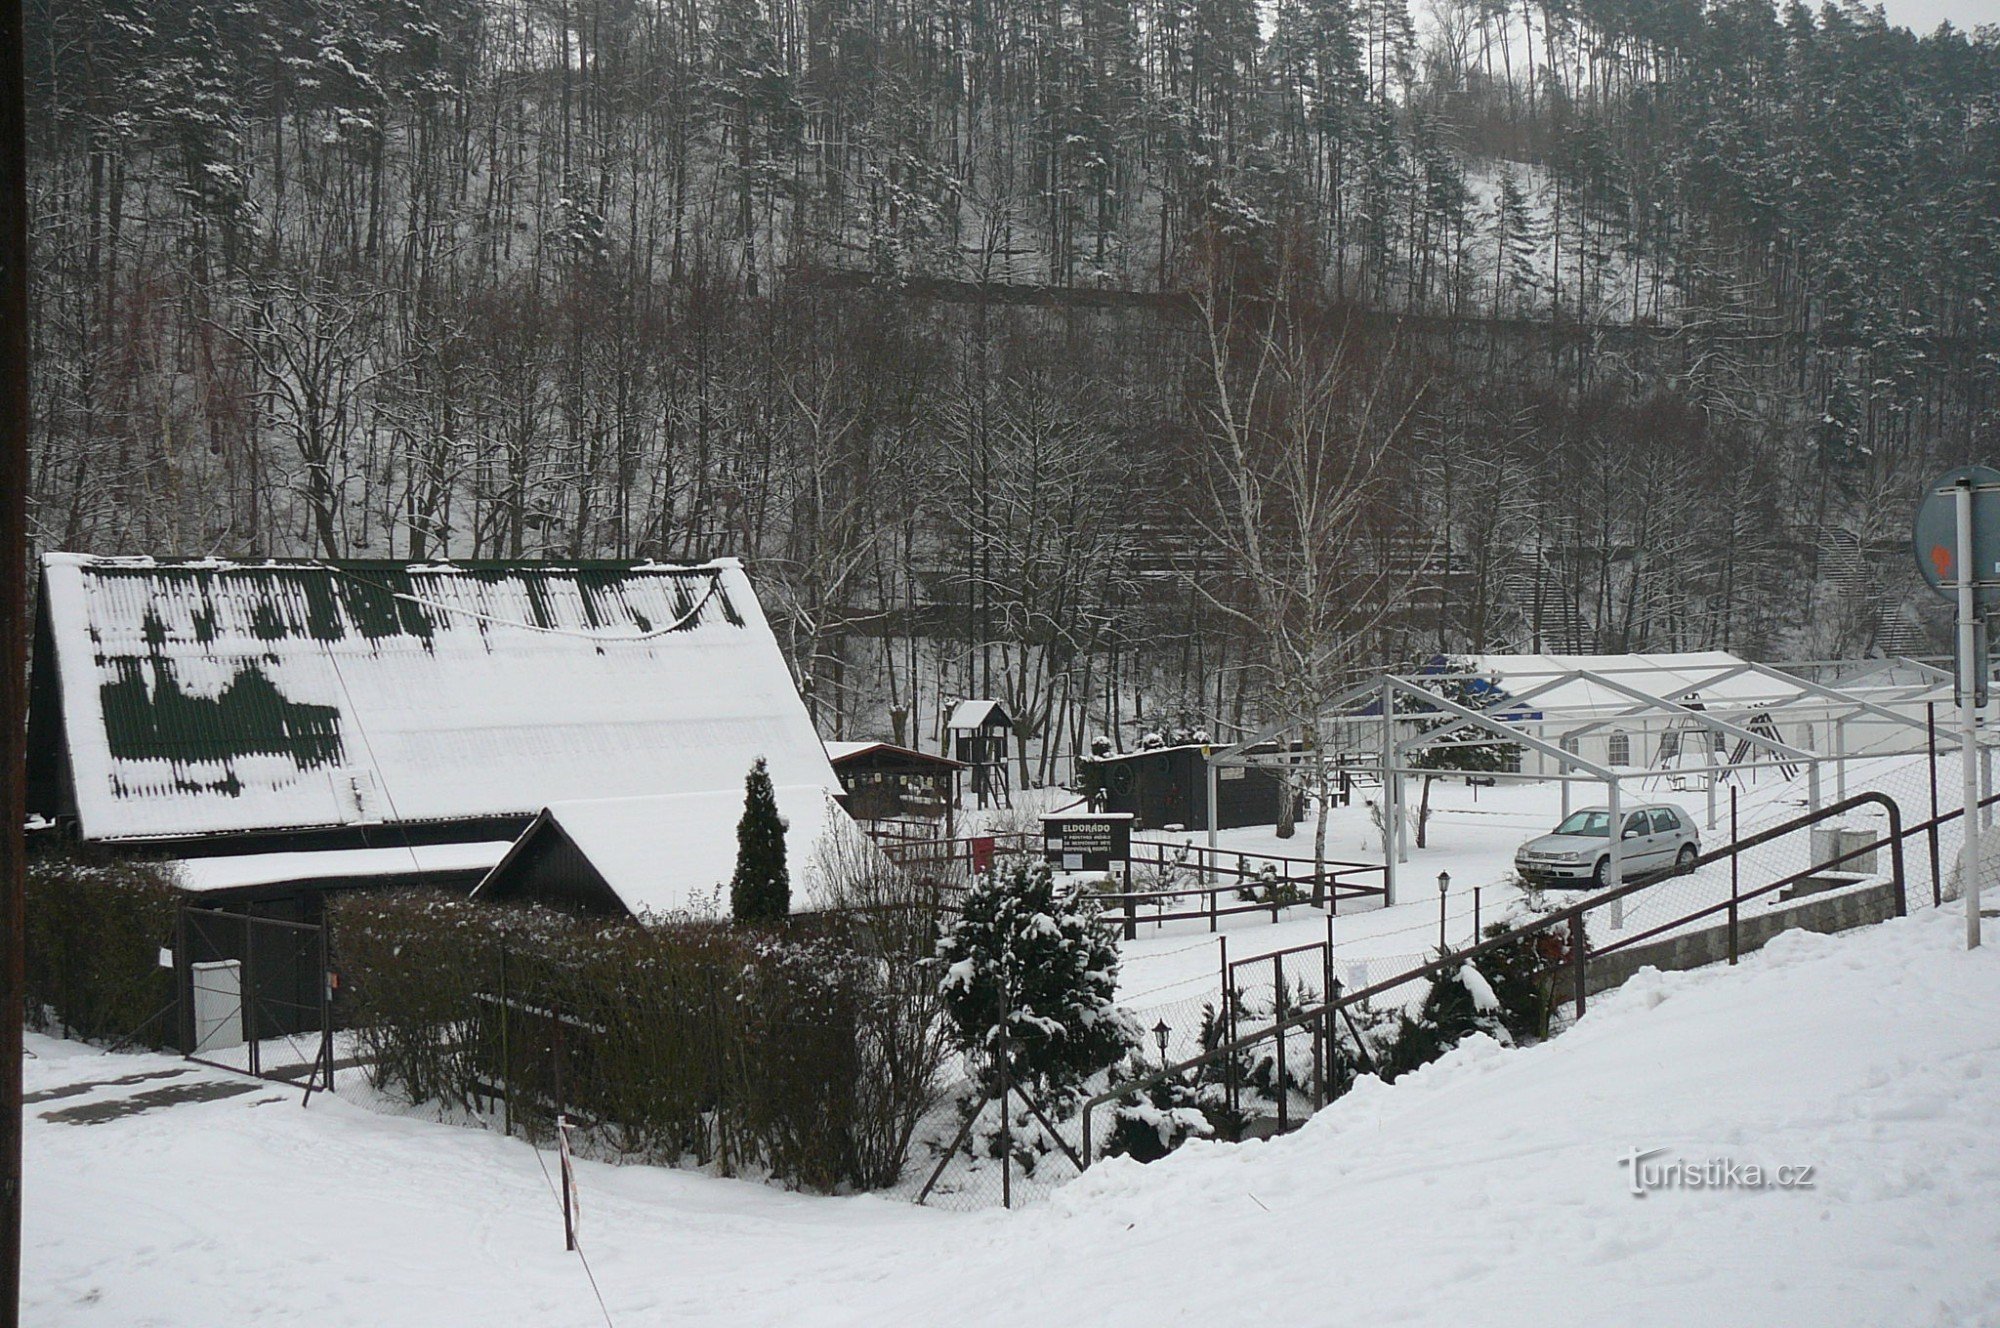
[935,856,1132,1107]
[730,757,790,924]
[1377,929,1557,1081]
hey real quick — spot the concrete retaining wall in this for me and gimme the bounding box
[1584,880,1903,997]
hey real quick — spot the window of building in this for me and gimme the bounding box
[1607,730,1632,766]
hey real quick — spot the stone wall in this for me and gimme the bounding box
[1583,880,1904,997]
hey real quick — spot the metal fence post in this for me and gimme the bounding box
[1729,785,1740,964]
[1570,914,1587,1016]
[499,937,511,1138]
[1928,703,1943,908]
[998,1021,1013,1210]
[174,906,190,1055]
[244,912,258,1078]
[1888,801,1908,918]
[1273,954,1289,1134]
[1221,935,1238,1118]
[317,924,333,1094]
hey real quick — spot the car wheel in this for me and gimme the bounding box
[1676,843,1698,874]
[1591,857,1610,889]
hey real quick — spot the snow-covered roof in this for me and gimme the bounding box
[34,555,838,842]
[1458,651,1804,720]
[823,739,963,768]
[945,699,1011,731]
[172,842,512,894]
[479,785,868,918]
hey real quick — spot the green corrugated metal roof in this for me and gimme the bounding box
[37,556,768,837]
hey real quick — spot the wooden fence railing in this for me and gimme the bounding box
[880,832,1388,937]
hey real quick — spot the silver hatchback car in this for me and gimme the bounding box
[1514,804,1700,889]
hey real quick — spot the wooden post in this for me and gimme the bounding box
[1,0,29,1310]
[1123,862,1136,942]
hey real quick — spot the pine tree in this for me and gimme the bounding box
[730,758,791,924]
[1491,168,1541,316]
[1405,659,1521,846]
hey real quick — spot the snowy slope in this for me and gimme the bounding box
[24,903,2000,1326]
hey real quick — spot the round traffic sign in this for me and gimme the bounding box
[1913,464,2000,611]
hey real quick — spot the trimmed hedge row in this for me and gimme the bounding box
[330,891,945,1192]
[24,850,180,1047]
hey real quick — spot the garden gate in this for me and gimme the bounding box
[177,904,335,1092]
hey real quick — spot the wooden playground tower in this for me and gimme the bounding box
[948,699,1014,810]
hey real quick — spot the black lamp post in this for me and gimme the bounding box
[1152,1019,1172,1070]
[1437,871,1451,952]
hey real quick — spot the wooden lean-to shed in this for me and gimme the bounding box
[824,740,964,835]
[1077,743,1284,832]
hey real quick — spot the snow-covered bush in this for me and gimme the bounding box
[24,847,179,1047]
[935,856,1132,1106]
[1104,1058,1213,1163]
[1378,929,1558,1080]
[1234,860,1305,907]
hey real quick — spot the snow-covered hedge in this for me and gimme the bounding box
[331,891,943,1192]
[24,849,180,1048]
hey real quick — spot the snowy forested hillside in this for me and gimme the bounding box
[21,0,2000,764]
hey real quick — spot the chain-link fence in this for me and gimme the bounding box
[898,1073,1088,1212]
[1075,756,1978,1171]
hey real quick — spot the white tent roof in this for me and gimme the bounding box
[37,555,838,841]
[505,785,866,918]
[1460,651,1805,720]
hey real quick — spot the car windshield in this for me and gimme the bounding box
[1553,810,1611,837]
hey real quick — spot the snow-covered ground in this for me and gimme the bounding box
[25,900,2000,1326]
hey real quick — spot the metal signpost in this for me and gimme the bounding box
[1913,464,2000,948]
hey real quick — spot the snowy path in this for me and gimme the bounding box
[25,902,2000,1326]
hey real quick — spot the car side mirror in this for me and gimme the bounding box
[1624,827,1642,839]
